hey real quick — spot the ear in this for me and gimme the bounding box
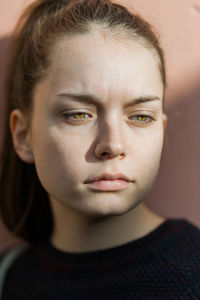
[9,109,34,164]
[162,113,167,133]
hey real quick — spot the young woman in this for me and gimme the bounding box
[0,0,199,298]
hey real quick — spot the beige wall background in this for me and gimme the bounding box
[0,0,200,250]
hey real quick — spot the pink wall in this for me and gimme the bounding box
[0,0,200,250]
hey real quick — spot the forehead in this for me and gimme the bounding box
[44,30,163,101]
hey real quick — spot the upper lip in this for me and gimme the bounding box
[84,172,132,183]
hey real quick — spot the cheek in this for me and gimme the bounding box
[31,127,89,182]
[131,126,164,197]
[133,126,164,172]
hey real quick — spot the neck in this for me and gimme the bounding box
[49,199,166,253]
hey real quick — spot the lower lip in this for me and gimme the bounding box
[85,179,130,191]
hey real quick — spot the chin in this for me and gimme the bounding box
[80,198,140,219]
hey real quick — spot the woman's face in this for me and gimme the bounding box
[27,30,167,218]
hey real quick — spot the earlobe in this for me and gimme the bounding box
[9,109,34,164]
[162,113,168,132]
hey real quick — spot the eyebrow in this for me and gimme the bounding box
[56,92,161,107]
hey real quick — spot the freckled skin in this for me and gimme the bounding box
[20,30,167,252]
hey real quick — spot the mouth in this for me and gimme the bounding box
[84,172,133,191]
[85,179,131,191]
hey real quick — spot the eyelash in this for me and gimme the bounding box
[62,112,155,124]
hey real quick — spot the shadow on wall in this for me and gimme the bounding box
[0,36,200,250]
[146,83,200,227]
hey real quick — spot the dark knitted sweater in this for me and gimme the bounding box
[1,218,200,299]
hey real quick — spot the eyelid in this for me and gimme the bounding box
[128,110,155,116]
[128,109,155,114]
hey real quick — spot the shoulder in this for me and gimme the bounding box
[0,244,30,262]
[0,244,30,298]
[161,218,200,265]
[0,243,30,277]
[168,218,200,256]
[161,219,200,295]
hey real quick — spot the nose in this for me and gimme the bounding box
[94,115,127,160]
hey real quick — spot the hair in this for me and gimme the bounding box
[0,0,166,244]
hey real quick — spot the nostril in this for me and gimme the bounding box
[102,152,110,159]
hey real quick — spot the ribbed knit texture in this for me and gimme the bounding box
[1,218,200,299]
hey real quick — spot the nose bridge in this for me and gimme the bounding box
[99,110,123,141]
[94,106,127,160]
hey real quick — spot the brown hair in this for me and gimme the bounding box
[0,0,166,244]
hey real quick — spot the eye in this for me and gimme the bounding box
[62,112,91,122]
[129,114,154,124]
[62,111,154,125]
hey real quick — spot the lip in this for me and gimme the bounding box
[84,172,133,191]
[85,179,131,191]
[84,172,132,184]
